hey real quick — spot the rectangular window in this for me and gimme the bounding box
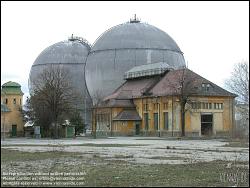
[144,113,149,130]
[5,98,8,104]
[217,103,219,109]
[20,99,22,105]
[214,103,223,109]
[143,104,148,111]
[209,103,212,109]
[154,113,158,130]
[198,102,201,109]
[164,112,169,130]
[206,84,210,91]
[163,102,168,110]
[218,103,223,109]
[205,103,208,109]
[153,103,158,110]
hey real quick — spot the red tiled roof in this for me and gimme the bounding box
[151,69,236,97]
[98,99,135,108]
[104,76,160,100]
[113,109,142,121]
[104,68,236,101]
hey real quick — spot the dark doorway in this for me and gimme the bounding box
[144,113,149,130]
[135,123,140,135]
[154,113,158,130]
[163,112,169,130]
[12,124,17,137]
[201,114,213,136]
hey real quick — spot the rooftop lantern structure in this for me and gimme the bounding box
[124,62,173,80]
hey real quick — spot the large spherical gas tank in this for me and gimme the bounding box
[85,20,186,100]
[29,36,92,127]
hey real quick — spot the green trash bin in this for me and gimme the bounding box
[66,126,75,138]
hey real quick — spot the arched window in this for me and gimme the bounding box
[5,98,8,104]
[13,98,16,104]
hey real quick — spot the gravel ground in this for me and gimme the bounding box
[1,137,249,165]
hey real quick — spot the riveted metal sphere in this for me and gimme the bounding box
[85,21,186,100]
[29,37,92,127]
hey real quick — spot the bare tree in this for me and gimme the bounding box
[21,94,54,137]
[225,60,249,105]
[28,65,78,138]
[91,89,106,139]
[176,68,198,136]
[163,68,199,137]
[92,89,105,107]
[225,61,249,138]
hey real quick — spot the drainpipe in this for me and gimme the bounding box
[158,97,160,137]
[231,97,235,138]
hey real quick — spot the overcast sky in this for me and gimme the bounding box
[1,1,249,100]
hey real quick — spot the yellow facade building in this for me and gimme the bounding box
[92,64,236,137]
[1,81,24,137]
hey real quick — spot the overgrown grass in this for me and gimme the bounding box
[1,148,249,187]
[1,148,81,162]
[222,141,249,148]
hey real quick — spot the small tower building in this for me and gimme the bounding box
[1,81,24,137]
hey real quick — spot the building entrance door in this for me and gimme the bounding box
[135,123,140,135]
[201,114,213,136]
[12,124,17,137]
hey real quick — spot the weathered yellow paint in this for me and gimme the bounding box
[93,95,235,137]
[190,112,200,132]
[1,94,24,137]
[188,96,234,134]
[185,111,191,131]
[213,113,223,132]
[127,121,134,129]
